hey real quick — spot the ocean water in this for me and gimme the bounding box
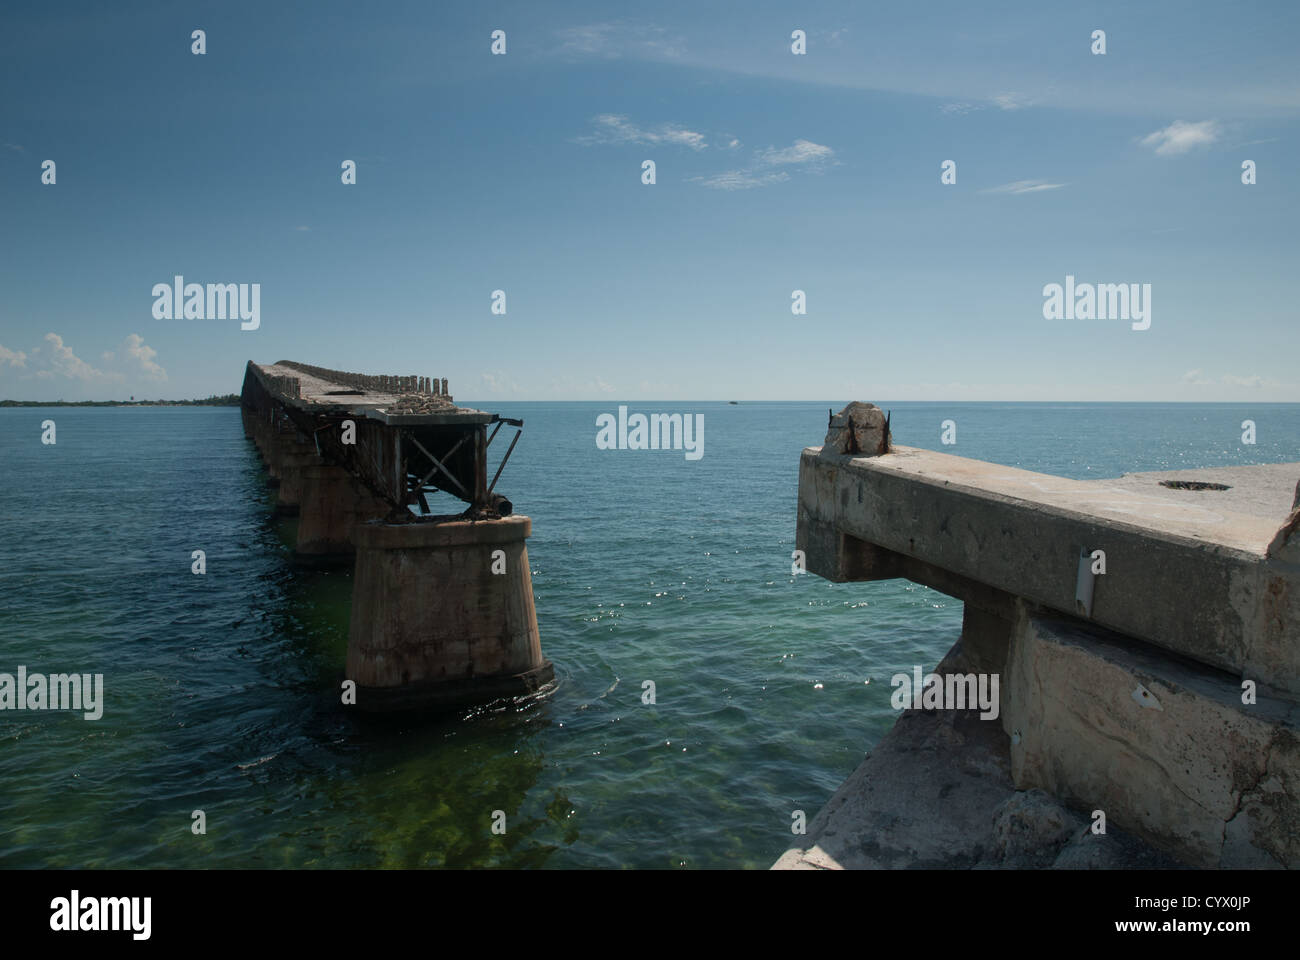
[1,402,1296,869]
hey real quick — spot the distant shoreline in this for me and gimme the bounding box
[0,394,240,408]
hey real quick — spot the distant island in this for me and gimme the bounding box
[0,394,240,407]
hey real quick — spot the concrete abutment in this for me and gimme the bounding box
[346,516,553,712]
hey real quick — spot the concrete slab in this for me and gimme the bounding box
[797,446,1300,694]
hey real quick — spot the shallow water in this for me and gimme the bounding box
[1,401,1295,868]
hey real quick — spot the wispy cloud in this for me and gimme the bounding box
[576,114,708,151]
[554,22,685,60]
[991,92,1037,111]
[546,374,616,396]
[1140,120,1221,156]
[1183,369,1276,388]
[942,93,1039,115]
[1220,373,1273,388]
[980,179,1067,195]
[692,170,790,191]
[480,371,521,395]
[692,138,835,191]
[756,140,835,167]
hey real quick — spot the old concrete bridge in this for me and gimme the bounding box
[778,402,1300,869]
[240,360,553,712]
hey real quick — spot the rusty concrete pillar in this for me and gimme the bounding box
[266,418,295,486]
[295,463,389,560]
[346,516,554,711]
[275,441,322,516]
[252,411,276,470]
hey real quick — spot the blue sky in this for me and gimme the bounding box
[1,0,1297,401]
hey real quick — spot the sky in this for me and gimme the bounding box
[1,0,1297,402]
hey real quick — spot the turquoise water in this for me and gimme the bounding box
[1,402,1296,868]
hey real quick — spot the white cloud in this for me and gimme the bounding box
[0,343,26,367]
[980,179,1067,195]
[692,139,835,190]
[576,113,708,151]
[1140,120,1221,156]
[104,333,167,381]
[43,333,120,383]
[756,139,835,168]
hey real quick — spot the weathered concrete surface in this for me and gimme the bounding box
[773,639,1180,869]
[295,463,389,558]
[1004,610,1300,868]
[346,516,553,711]
[821,402,890,458]
[797,446,1300,695]
[275,446,322,515]
[787,417,1300,869]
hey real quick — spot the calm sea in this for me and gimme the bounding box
[1,402,1296,868]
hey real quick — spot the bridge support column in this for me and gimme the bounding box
[275,444,322,515]
[346,516,553,711]
[295,463,389,559]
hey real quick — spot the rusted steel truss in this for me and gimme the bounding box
[240,362,521,519]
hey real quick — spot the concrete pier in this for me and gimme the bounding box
[240,360,550,713]
[346,516,553,711]
[295,462,389,558]
[778,402,1300,869]
[273,442,322,516]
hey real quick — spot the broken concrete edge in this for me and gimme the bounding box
[1267,505,1300,562]
[774,602,1299,869]
[772,624,1182,870]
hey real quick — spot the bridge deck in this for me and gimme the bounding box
[241,359,522,517]
[254,362,493,426]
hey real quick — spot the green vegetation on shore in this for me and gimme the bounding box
[0,394,241,407]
